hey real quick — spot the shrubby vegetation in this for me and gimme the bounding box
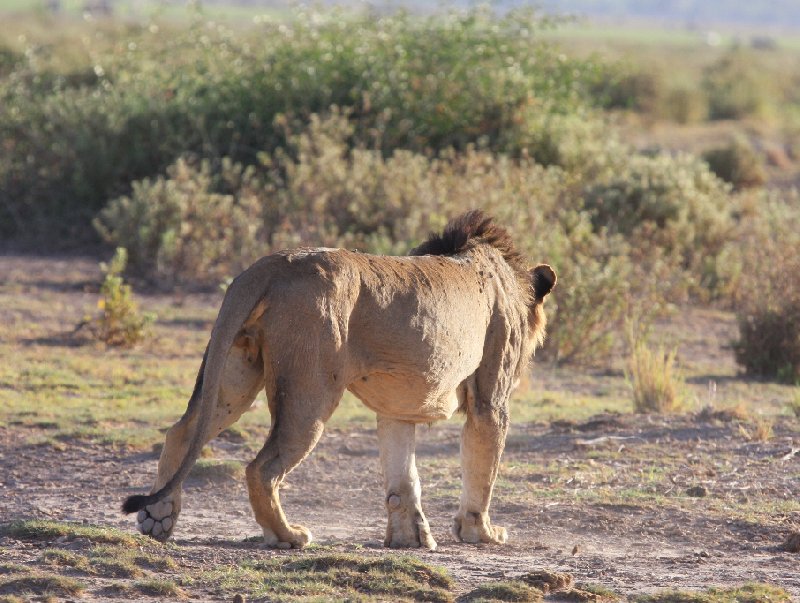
[732,195,800,383]
[92,248,154,346]
[97,110,740,363]
[0,8,601,244]
[702,137,766,190]
[2,8,799,372]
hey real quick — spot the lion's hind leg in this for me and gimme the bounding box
[245,377,342,549]
[137,333,265,541]
[377,416,437,551]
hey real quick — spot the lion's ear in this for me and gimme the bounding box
[531,264,556,302]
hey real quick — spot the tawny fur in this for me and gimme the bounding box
[122,210,556,550]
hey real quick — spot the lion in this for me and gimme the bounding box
[122,210,556,550]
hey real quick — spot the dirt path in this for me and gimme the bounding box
[3,413,799,599]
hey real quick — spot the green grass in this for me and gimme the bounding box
[463,579,543,602]
[1,520,142,546]
[202,553,455,602]
[189,459,245,482]
[634,583,792,602]
[131,578,185,598]
[0,572,85,598]
[0,281,378,450]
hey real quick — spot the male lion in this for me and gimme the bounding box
[122,210,556,550]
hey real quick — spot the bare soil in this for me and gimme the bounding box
[1,256,799,601]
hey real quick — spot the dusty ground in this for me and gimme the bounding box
[1,256,799,601]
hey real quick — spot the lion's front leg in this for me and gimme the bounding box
[377,416,437,551]
[453,403,509,545]
[378,417,436,551]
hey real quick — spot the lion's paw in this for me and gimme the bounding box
[384,494,437,551]
[453,511,508,545]
[136,499,177,542]
[260,524,313,550]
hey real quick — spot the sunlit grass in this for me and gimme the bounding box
[1,520,143,546]
[200,553,454,603]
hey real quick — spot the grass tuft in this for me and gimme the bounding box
[464,579,543,602]
[40,549,92,573]
[634,582,792,602]
[133,578,186,598]
[0,573,85,598]
[0,520,140,546]
[204,552,455,602]
[627,342,684,413]
[189,459,245,482]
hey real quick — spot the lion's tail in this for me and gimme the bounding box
[121,261,271,515]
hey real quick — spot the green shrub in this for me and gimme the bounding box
[93,248,154,347]
[732,196,800,383]
[1,9,600,245]
[96,158,266,286]
[702,137,766,190]
[582,152,735,297]
[590,65,663,114]
[98,111,674,366]
[703,49,771,120]
[662,85,707,124]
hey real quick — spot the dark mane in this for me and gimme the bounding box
[411,210,528,279]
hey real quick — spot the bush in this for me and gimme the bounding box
[732,196,800,383]
[661,85,707,124]
[0,9,600,245]
[93,248,154,346]
[95,158,266,286]
[97,111,672,365]
[702,137,766,190]
[581,152,735,298]
[703,49,771,120]
[590,65,663,114]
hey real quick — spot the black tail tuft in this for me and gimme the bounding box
[121,494,150,514]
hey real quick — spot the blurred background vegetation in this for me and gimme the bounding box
[0,0,798,381]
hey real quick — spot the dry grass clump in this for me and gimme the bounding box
[204,553,455,602]
[627,342,684,413]
[788,390,800,419]
[188,459,245,483]
[738,417,774,442]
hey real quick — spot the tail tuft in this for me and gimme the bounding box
[121,494,150,514]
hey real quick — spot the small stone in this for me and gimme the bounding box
[162,517,173,532]
[782,531,800,553]
[686,485,708,497]
[141,518,154,533]
[137,510,147,523]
